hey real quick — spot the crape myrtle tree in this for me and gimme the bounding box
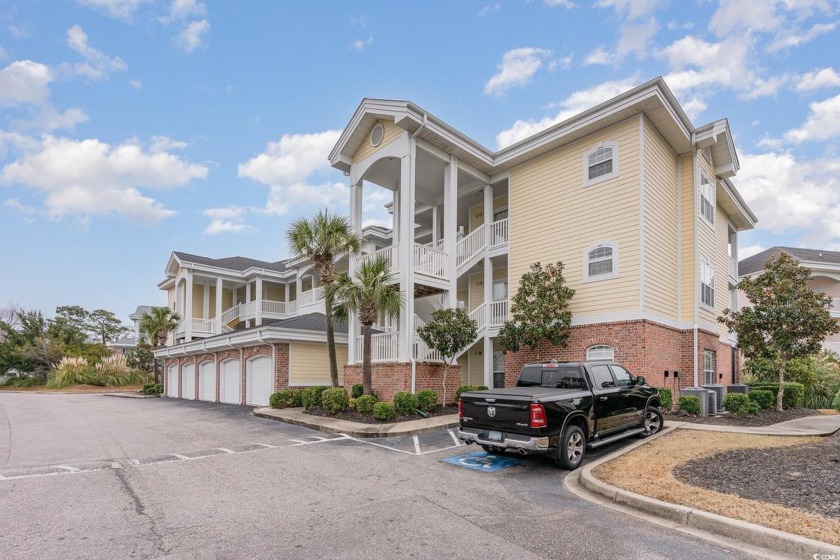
[417,307,478,404]
[287,210,361,388]
[719,252,840,411]
[497,261,576,361]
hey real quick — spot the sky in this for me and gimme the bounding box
[1,0,839,325]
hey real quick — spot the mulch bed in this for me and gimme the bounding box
[674,431,840,519]
[664,407,820,427]
[305,405,458,424]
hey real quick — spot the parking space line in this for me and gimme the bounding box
[218,448,235,454]
[170,453,191,460]
[254,443,275,449]
[56,465,80,472]
[448,429,461,446]
[351,438,417,455]
[413,436,421,455]
[416,443,462,456]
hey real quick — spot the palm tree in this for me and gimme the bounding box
[287,210,360,387]
[331,256,403,396]
[139,307,181,384]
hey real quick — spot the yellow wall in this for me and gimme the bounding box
[713,204,733,337]
[468,343,484,386]
[467,267,508,311]
[352,119,403,163]
[696,151,718,326]
[209,286,216,317]
[289,342,348,385]
[192,284,203,318]
[679,154,695,322]
[468,195,509,232]
[508,117,641,316]
[223,288,234,311]
[266,283,285,302]
[643,117,680,321]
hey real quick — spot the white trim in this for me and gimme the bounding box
[587,344,615,361]
[700,256,716,310]
[370,122,384,147]
[677,155,682,321]
[638,114,646,312]
[569,310,719,334]
[699,170,715,229]
[582,241,620,283]
[153,326,348,358]
[582,141,620,187]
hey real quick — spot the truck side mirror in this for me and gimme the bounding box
[635,376,647,386]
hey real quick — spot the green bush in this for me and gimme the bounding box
[373,402,395,422]
[657,387,673,411]
[300,386,329,410]
[269,389,302,409]
[747,401,761,415]
[142,383,163,395]
[393,391,419,416]
[678,395,701,415]
[456,385,489,400]
[832,390,840,412]
[748,389,774,410]
[348,398,356,410]
[748,382,805,408]
[724,393,750,414]
[356,395,376,414]
[351,383,364,399]
[321,388,350,414]
[417,389,439,412]
[46,357,96,388]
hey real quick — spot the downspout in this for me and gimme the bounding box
[408,114,428,394]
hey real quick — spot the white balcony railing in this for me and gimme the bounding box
[469,302,487,331]
[413,315,442,362]
[490,218,509,249]
[242,300,258,319]
[456,223,486,268]
[359,244,398,271]
[263,299,297,316]
[490,300,508,327]
[414,243,447,279]
[192,318,216,334]
[298,286,326,307]
[221,304,240,326]
[356,332,399,363]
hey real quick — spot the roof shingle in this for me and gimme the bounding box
[738,246,840,276]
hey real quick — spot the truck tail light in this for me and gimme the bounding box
[530,404,547,428]
[458,398,463,419]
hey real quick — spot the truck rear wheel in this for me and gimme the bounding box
[554,425,585,470]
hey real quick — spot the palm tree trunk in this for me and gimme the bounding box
[324,290,339,387]
[363,322,373,396]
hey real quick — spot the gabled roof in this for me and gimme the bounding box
[129,305,153,320]
[738,246,840,276]
[173,251,290,273]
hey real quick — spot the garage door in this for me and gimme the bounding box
[199,361,216,402]
[246,357,273,406]
[220,360,241,404]
[181,363,195,400]
[167,365,179,398]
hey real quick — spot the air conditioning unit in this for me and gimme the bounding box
[702,384,727,412]
[705,389,718,416]
[727,384,750,394]
[680,387,711,416]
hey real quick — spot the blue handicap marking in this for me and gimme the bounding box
[441,451,525,472]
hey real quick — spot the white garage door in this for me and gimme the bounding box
[167,365,179,398]
[199,361,216,402]
[246,357,273,406]
[220,360,241,404]
[181,363,195,400]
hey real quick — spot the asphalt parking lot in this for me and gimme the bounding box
[0,393,760,559]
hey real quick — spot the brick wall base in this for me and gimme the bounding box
[343,362,462,404]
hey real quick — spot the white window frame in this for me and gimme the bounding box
[699,172,715,227]
[583,141,619,187]
[587,345,615,361]
[583,241,619,282]
[703,350,716,385]
[700,257,715,310]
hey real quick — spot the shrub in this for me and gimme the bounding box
[348,398,356,410]
[144,383,163,395]
[456,385,489,400]
[678,395,701,415]
[747,401,761,415]
[748,389,774,410]
[657,387,673,411]
[4,376,45,388]
[417,389,439,412]
[748,382,805,408]
[269,389,302,409]
[393,391,419,416]
[373,402,395,422]
[724,393,750,414]
[351,383,364,399]
[46,357,95,389]
[321,388,349,414]
[356,395,376,414]
[832,389,840,412]
[300,386,329,410]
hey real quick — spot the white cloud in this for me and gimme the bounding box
[238,130,341,186]
[2,198,38,222]
[129,79,142,89]
[616,17,659,58]
[784,93,840,142]
[479,2,501,16]
[8,24,29,40]
[548,55,573,71]
[76,0,147,20]
[595,0,666,20]
[709,0,785,36]
[495,77,638,148]
[583,47,613,66]
[796,68,840,92]
[545,0,576,7]
[1,135,208,223]
[202,206,254,235]
[15,106,89,132]
[265,182,349,216]
[66,25,127,80]
[484,47,551,96]
[149,135,187,152]
[739,244,766,259]
[0,60,52,107]
[349,37,374,51]
[176,19,209,52]
[768,21,836,51]
[161,0,206,23]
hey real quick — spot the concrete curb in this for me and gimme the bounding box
[102,393,160,399]
[578,425,840,558]
[253,407,459,438]
[669,418,840,437]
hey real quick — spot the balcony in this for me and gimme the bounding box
[489,300,508,328]
[298,286,326,310]
[175,318,220,337]
[359,243,449,282]
[355,331,399,363]
[728,257,738,280]
[489,218,509,250]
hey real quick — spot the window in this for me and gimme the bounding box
[700,173,715,225]
[611,365,632,387]
[492,280,508,302]
[701,258,715,308]
[493,208,508,221]
[584,242,619,282]
[589,365,615,389]
[587,345,614,361]
[583,142,619,186]
[704,350,716,384]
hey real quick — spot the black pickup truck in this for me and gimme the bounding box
[457,360,663,470]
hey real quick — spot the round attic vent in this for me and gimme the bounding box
[370,123,384,147]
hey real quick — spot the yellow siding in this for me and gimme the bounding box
[289,342,348,385]
[192,285,203,318]
[457,288,468,308]
[468,272,483,311]
[352,119,403,163]
[289,284,297,301]
[679,154,695,322]
[209,286,216,317]
[494,195,508,212]
[266,284,284,302]
[643,117,679,321]
[458,355,469,384]
[468,344,484,385]
[508,117,641,316]
[223,288,233,311]
[696,151,718,325]
[714,205,732,336]
[469,195,509,232]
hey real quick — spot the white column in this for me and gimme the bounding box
[285,282,290,303]
[245,282,252,328]
[185,271,193,342]
[255,276,263,326]
[483,184,493,243]
[295,274,302,304]
[216,277,224,334]
[202,281,210,321]
[397,148,415,361]
[443,155,458,308]
[393,188,401,246]
[431,205,438,245]
[484,335,493,388]
[348,179,363,365]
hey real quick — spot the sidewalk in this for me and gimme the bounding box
[670,414,840,436]
[254,407,459,438]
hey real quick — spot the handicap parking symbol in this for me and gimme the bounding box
[441,451,525,472]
